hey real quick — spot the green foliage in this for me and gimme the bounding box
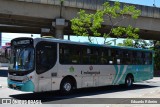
[134,39,153,49]
[117,38,134,47]
[118,39,153,49]
[90,10,104,37]
[103,2,120,18]
[111,26,139,39]
[71,1,141,43]
[71,10,93,37]
[120,5,141,19]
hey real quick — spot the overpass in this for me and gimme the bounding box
[0,0,160,40]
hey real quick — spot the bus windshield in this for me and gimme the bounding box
[9,47,34,71]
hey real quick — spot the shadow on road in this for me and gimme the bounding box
[10,84,158,103]
[0,70,8,77]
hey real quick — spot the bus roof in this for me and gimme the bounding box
[33,37,153,52]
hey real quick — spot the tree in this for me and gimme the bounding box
[71,1,141,44]
[117,38,134,47]
[117,38,154,49]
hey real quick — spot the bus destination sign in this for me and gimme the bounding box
[12,39,33,46]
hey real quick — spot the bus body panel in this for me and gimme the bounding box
[7,38,154,92]
[8,72,35,92]
[57,64,116,88]
[38,71,52,92]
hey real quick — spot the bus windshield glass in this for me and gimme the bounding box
[9,47,34,71]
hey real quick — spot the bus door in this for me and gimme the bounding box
[36,42,57,92]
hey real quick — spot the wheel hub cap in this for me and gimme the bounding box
[64,83,71,91]
[127,78,132,86]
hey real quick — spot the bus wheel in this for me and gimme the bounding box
[125,75,133,88]
[60,79,73,94]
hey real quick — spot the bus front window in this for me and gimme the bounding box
[9,47,34,71]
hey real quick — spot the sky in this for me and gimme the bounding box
[1,33,40,46]
[110,0,160,7]
[1,0,158,46]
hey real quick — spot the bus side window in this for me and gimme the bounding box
[108,49,114,64]
[115,50,123,65]
[132,51,138,65]
[149,53,152,64]
[82,47,89,64]
[61,46,70,64]
[70,45,81,64]
[144,52,152,65]
[136,52,143,65]
[59,44,81,64]
[123,51,132,65]
[89,47,99,64]
[100,48,108,64]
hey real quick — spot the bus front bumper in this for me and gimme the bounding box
[8,79,34,92]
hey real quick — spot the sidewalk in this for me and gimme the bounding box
[139,79,160,98]
[143,77,160,83]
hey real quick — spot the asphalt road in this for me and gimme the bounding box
[0,70,160,105]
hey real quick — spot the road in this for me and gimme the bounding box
[0,70,160,107]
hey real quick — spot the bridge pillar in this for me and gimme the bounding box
[52,18,68,39]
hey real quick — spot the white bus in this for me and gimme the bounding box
[7,37,153,94]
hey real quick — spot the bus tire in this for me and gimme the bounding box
[125,75,133,88]
[60,79,73,94]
